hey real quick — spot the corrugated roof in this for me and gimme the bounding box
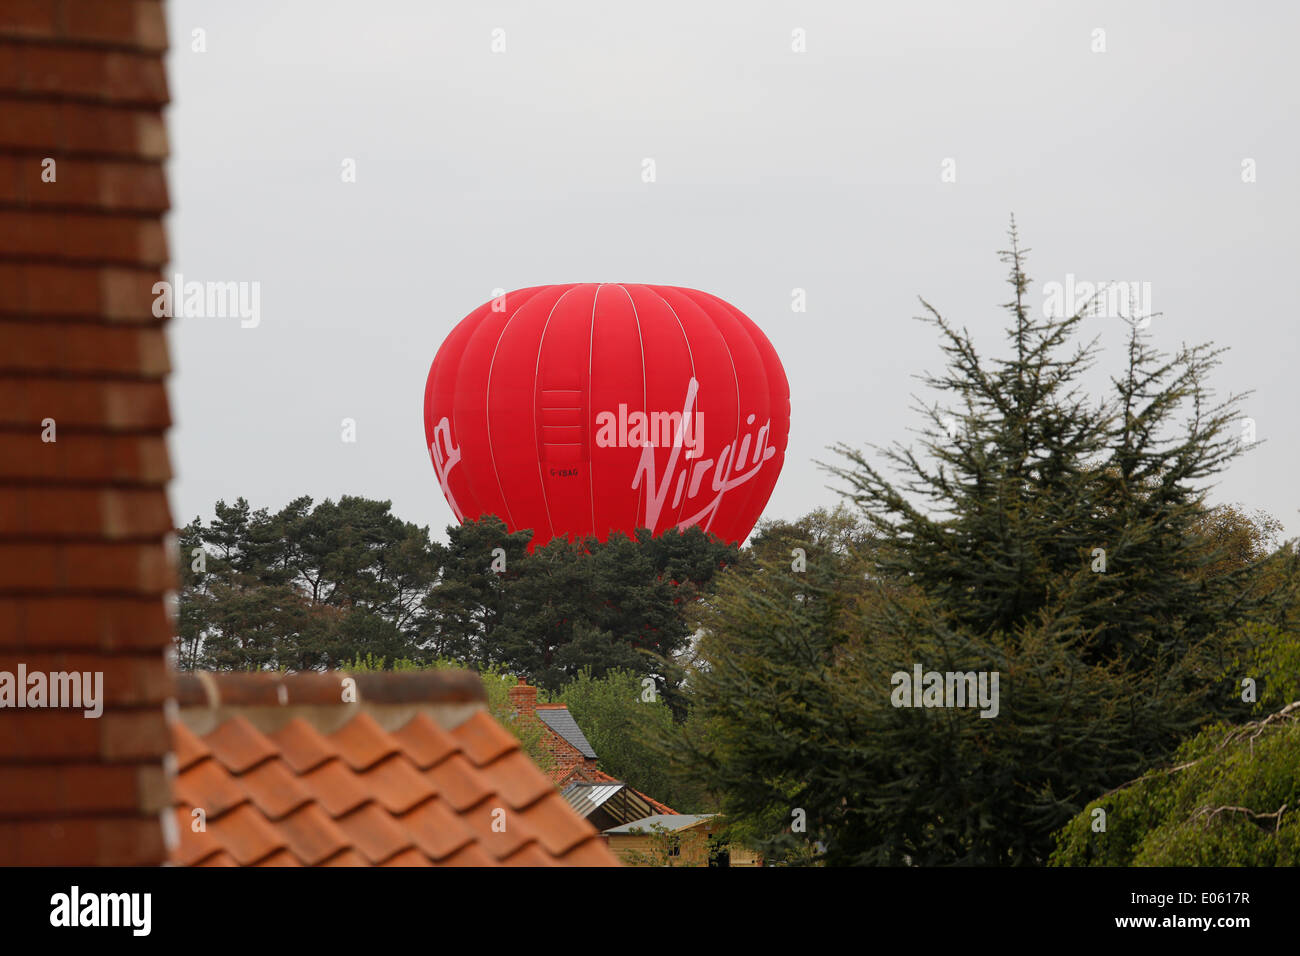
[536,706,597,758]
[557,765,680,816]
[167,672,621,867]
[604,813,716,835]
[561,781,662,827]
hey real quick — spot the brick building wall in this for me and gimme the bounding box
[0,0,176,865]
[507,678,598,781]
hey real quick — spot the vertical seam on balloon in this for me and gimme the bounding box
[485,291,535,532]
[445,287,548,530]
[534,286,582,545]
[615,283,649,532]
[719,297,777,546]
[684,288,740,535]
[645,285,698,531]
[587,284,602,538]
[447,316,473,521]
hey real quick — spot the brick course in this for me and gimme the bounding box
[0,0,174,865]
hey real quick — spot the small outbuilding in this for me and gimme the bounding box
[604,814,763,867]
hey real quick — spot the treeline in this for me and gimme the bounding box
[177,503,736,696]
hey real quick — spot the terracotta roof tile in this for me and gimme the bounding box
[319,848,369,867]
[252,849,302,868]
[330,711,400,771]
[380,848,434,868]
[168,671,620,867]
[170,720,212,771]
[275,804,351,865]
[239,759,313,819]
[397,799,475,861]
[479,749,556,809]
[193,851,240,868]
[389,711,460,768]
[268,717,338,774]
[459,802,544,861]
[170,757,250,819]
[560,836,629,867]
[206,803,288,865]
[422,752,495,812]
[438,842,498,867]
[334,803,411,864]
[358,754,438,815]
[503,842,562,867]
[452,708,521,766]
[203,715,278,774]
[519,792,602,857]
[300,759,371,817]
[170,805,226,867]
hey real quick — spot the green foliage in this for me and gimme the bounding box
[177,501,736,698]
[1238,625,1300,712]
[550,668,705,812]
[177,496,438,671]
[826,232,1272,675]
[1051,701,1300,866]
[665,227,1294,866]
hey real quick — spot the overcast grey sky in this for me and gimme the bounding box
[165,1,1300,543]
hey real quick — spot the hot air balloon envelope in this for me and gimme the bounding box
[424,283,789,547]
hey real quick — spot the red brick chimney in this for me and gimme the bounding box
[0,0,176,864]
[508,677,537,722]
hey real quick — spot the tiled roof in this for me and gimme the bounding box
[167,672,621,867]
[0,0,175,865]
[535,704,598,758]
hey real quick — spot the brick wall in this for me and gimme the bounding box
[535,704,596,777]
[0,0,176,865]
[507,678,598,781]
[538,722,595,779]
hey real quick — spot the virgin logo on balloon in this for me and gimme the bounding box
[423,283,790,547]
[594,383,706,458]
[630,377,779,536]
[428,417,464,523]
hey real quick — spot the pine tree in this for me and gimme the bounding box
[668,226,1290,865]
[826,221,1270,690]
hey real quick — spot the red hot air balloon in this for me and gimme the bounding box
[423,284,789,547]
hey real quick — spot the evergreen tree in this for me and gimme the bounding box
[827,225,1266,672]
[175,501,736,687]
[667,227,1291,865]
